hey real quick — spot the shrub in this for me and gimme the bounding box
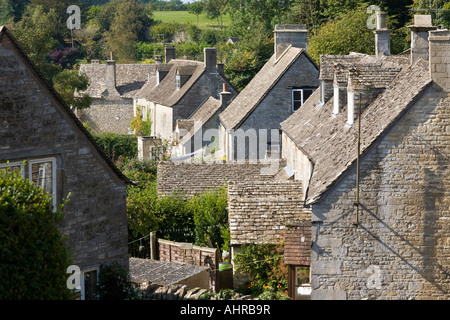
[92,132,137,162]
[190,186,229,250]
[233,235,288,294]
[0,168,73,299]
[97,262,143,300]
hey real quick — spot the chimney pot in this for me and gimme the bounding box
[220,83,232,106]
[376,11,387,30]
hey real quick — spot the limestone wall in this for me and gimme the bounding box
[310,84,450,300]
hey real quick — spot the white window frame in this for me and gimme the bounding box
[292,88,315,112]
[0,161,25,178]
[80,266,100,300]
[29,158,57,209]
[176,74,181,89]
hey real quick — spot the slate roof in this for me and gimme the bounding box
[219,46,315,130]
[135,59,206,107]
[0,26,132,185]
[281,57,432,204]
[79,63,156,98]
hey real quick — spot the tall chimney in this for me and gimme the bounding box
[204,47,217,70]
[274,25,308,60]
[374,11,391,58]
[408,15,437,64]
[429,29,450,92]
[105,51,116,89]
[165,46,176,63]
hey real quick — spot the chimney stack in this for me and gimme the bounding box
[220,83,232,107]
[165,46,176,63]
[374,11,391,58]
[408,15,437,64]
[204,47,217,70]
[105,51,116,90]
[429,29,450,92]
[274,25,308,60]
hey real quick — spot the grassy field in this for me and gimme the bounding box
[153,10,231,29]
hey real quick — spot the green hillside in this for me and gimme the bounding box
[153,10,231,29]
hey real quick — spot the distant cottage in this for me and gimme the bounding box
[219,25,320,160]
[0,27,131,300]
[134,46,238,149]
[77,55,156,134]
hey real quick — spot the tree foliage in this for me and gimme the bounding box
[101,0,153,61]
[10,5,61,80]
[0,168,73,299]
[53,69,92,110]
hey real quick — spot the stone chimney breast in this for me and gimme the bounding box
[374,11,391,58]
[408,15,437,64]
[204,47,217,70]
[274,25,308,60]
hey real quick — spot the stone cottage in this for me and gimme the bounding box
[133,47,238,144]
[280,14,449,300]
[0,27,131,300]
[218,25,320,160]
[77,54,157,134]
[171,83,234,159]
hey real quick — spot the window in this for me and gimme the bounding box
[292,88,315,112]
[0,161,25,178]
[79,266,100,300]
[29,158,57,209]
[1,158,57,209]
[176,74,181,89]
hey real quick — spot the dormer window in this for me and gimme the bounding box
[176,74,181,89]
[292,88,314,112]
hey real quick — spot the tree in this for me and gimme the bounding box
[0,0,30,24]
[188,1,204,25]
[307,5,377,63]
[201,0,227,29]
[224,23,274,91]
[226,0,292,35]
[53,70,92,111]
[102,0,153,61]
[10,5,61,80]
[0,167,73,299]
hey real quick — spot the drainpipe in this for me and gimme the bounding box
[353,95,361,227]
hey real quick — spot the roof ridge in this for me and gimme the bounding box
[220,47,307,129]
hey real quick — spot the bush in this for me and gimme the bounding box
[97,262,143,300]
[92,132,137,162]
[233,236,288,295]
[127,182,229,250]
[190,186,229,250]
[0,168,73,299]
